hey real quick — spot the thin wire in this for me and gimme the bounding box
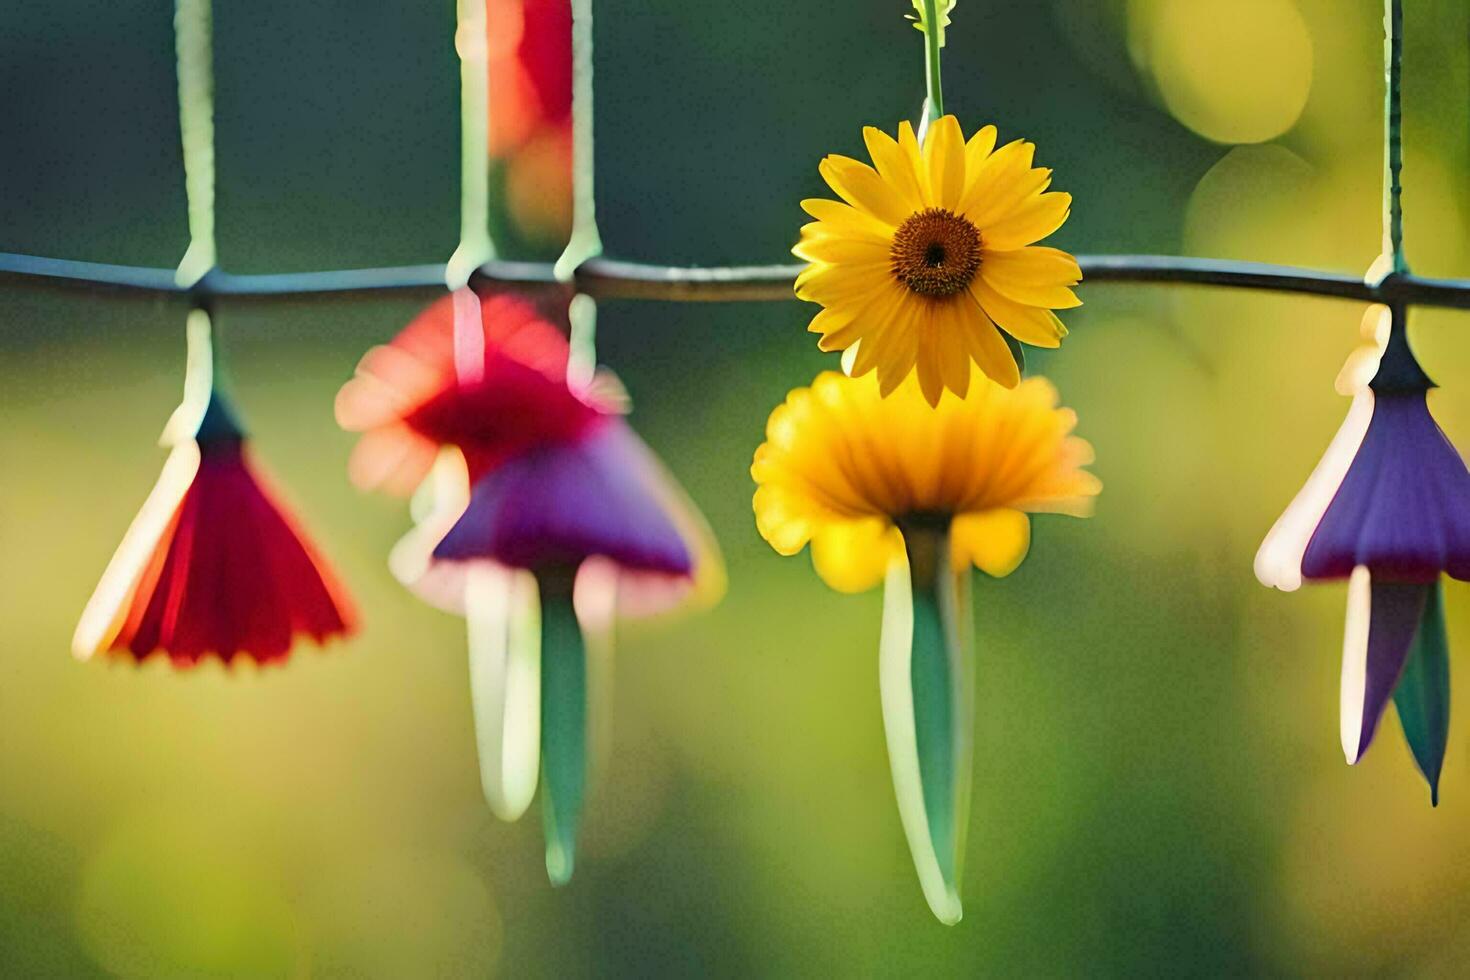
[5,251,1470,309]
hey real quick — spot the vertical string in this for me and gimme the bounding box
[554,0,603,283]
[171,0,226,440]
[448,0,495,290]
[449,0,493,386]
[174,0,216,289]
[1383,0,1406,276]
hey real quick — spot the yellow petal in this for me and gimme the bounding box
[793,231,890,266]
[863,126,925,213]
[956,139,1035,218]
[800,198,895,241]
[978,247,1082,309]
[897,121,930,204]
[795,260,891,306]
[819,155,914,227]
[961,306,1021,389]
[965,167,1052,229]
[811,518,900,593]
[951,508,1030,577]
[964,124,998,174]
[924,115,966,210]
[970,278,1067,348]
[982,192,1071,250]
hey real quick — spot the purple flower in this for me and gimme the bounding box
[1302,390,1470,583]
[434,419,694,576]
[1257,314,1469,798]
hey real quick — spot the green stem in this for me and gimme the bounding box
[1383,0,1405,275]
[921,0,945,125]
[539,572,586,886]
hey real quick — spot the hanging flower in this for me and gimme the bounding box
[338,288,722,884]
[1256,305,1470,802]
[751,367,1098,923]
[74,311,356,667]
[335,288,612,496]
[794,115,1079,406]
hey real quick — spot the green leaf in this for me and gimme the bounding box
[539,583,587,885]
[908,0,957,47]
[1393,578,1450,805]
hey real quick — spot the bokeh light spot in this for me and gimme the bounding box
[74,805,298,978]
[1138,0,1314,144]
[300,849,502,978]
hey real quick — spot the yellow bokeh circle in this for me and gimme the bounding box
[1138,0,1314,144]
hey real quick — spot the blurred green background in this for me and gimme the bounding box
[3,0,1470,975]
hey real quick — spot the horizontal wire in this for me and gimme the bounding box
[1,249,1469,309]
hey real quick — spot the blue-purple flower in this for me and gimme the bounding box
[1257,306,1469,800]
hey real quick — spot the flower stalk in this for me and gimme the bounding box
[1382,0,1405,276]
[539,569,588,886]
[881,520,975,925]
[920,0,946,127]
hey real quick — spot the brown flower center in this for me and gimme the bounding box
[890,207,981,298]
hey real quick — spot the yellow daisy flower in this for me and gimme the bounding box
[750,366,1098,924]
[752,367,1099,592]
[793,115,1080,406]
[758,365,1093,922]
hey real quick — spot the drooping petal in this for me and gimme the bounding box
[73,443,200,659]
[951,508,1030,578]
[1339,566,1428,764]
[539,582,587,886]
[1392,577,1450,804]
[970,279,1067,348]
[1255,390,1375,591]
[466,563,541,821]
[810,517,901,593]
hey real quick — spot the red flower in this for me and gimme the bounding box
[336,288,619,494]
[74,396,357,667]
